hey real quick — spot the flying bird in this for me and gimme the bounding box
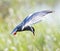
[11,10,53,35]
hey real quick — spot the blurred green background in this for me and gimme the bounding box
[0,0,60,51]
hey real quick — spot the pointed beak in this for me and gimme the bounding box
[32,30,35,36]
[33,32,35,36]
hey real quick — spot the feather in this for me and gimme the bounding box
[19,10,53,30]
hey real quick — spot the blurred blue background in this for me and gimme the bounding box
[0,0,60,51]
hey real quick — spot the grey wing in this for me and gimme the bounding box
[23,10,53,26]
[21,10,53,29]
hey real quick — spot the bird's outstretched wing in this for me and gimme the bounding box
[20,10,53,29]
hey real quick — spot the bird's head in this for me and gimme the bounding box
[23,26,35,35]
